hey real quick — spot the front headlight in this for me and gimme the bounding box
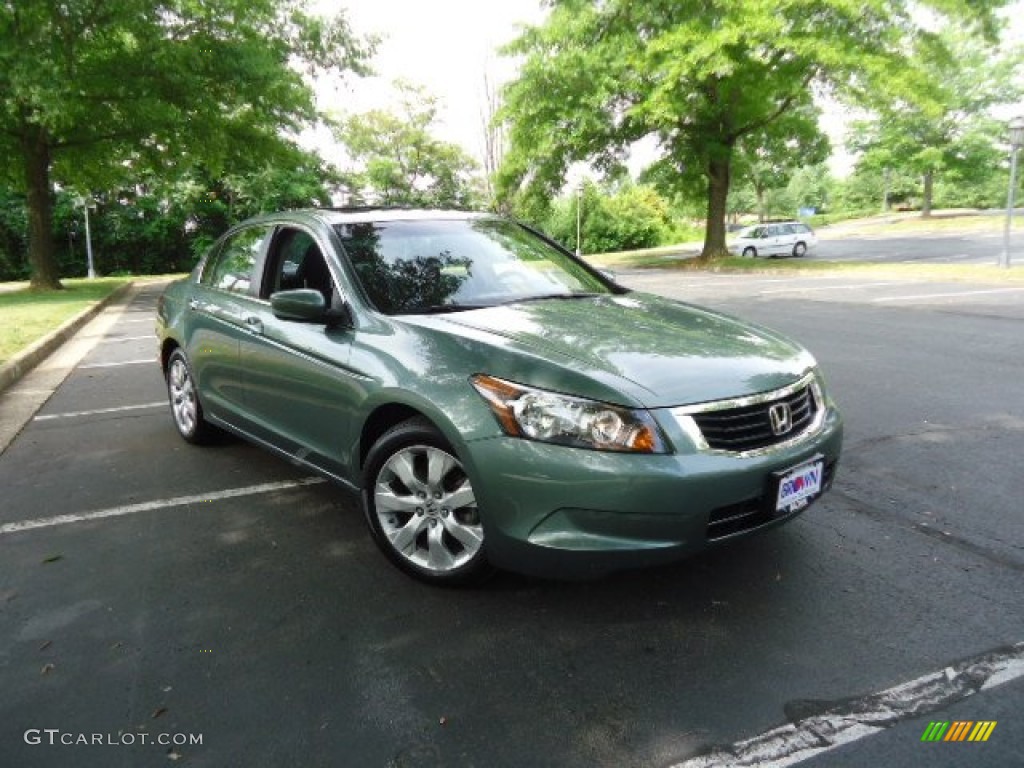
[470,374,667,453]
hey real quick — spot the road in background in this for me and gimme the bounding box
[811,228,1023,264]
[1,274,1021,767]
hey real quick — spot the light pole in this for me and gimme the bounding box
[77,196,97,279]
[575,183,584,257]
[1001,116,1024,269]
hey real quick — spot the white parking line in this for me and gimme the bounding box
[34,402,167,421]
[757,281,905,295]
[0,478,328,535]
[78,359,154,369]
[673,642,1024,768]
[874,287,1024,302]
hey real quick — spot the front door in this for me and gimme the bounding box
[238,226,365,479]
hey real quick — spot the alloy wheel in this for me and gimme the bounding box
[373,444,483,573]
[168,357,197,437]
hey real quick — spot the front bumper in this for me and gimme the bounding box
[461,404,843,578]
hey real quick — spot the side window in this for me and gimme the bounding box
[203,227,268,295]
[264,228,334,305]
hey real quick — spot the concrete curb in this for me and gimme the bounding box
[0,281,134,395]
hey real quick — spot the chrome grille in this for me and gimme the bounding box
[692,384,816,452]
[670,373,825,455]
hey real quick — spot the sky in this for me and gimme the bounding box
[306,0,546,167]
[307,0,1024,181]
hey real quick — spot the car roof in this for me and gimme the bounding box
[742,220,807,230]
[282,208,493,226]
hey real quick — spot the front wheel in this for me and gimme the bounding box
[165,349,216,444]
[792,241,807,258]
[742,246,757,258]
[362,418,491,585]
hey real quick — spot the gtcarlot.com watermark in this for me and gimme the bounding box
[24,729,203,747]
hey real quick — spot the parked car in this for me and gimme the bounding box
[157,209,842,584]
[729,221,817,258]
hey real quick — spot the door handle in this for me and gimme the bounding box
[188,299,200,311]
[245,316,263,335]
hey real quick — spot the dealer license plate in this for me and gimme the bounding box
[774,458,824,512]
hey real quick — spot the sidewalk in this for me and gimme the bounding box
[0,283,144,453]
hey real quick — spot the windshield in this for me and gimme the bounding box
[333,218,612,315]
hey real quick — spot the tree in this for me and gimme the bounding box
[335,82,483,209]
[480,70,507,211]
[543,182,675,254]
[497,0,1007,259]
[0,0,370,289]
[786,164,834,214]
[846,28,1024,217]
[734,102,830,221]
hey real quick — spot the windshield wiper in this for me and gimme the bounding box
[398,303,492,315]
[512,292,604,303]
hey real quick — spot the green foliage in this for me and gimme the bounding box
[0,145,338,281]
[543,184,676,255]
[0,0,372,287]
[845,28,1024,215]
[787,165,835,213]
[335,82,483,209]
[0,188,28,279]
[734,103,831,221]
[497,0,1009,258]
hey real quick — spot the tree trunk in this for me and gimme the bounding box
[701,153,731,260]
[756,186,766,223]
[921,170,933,219]
[22,129,62,290]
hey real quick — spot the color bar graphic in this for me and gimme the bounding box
[921,721,996,742]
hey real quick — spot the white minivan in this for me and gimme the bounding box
[729,221,817,258]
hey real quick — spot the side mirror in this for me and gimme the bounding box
[598,268,617,283]
[271,289,327,323]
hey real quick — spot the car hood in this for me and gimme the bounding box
[431,292,815,408]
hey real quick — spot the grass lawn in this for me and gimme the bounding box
[586,250,1024,282]
[817,211,1010,237]
[0,277,130,365]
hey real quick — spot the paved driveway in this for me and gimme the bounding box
[1,276,1021,767]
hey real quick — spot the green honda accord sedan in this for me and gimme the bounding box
[156,208,842,584]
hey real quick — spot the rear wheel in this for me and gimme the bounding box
[792,241,807,258]
[362,418,491,585]
[165,349,216,444]
[742,246,757,258]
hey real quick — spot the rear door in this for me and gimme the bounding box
[187,224,272,425]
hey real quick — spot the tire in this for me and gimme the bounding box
[792,241,807,258]
[362,418,491,585]
[165,349,216,445]
[742,246,757,258]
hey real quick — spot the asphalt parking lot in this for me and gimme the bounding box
[1,273,1022,767]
